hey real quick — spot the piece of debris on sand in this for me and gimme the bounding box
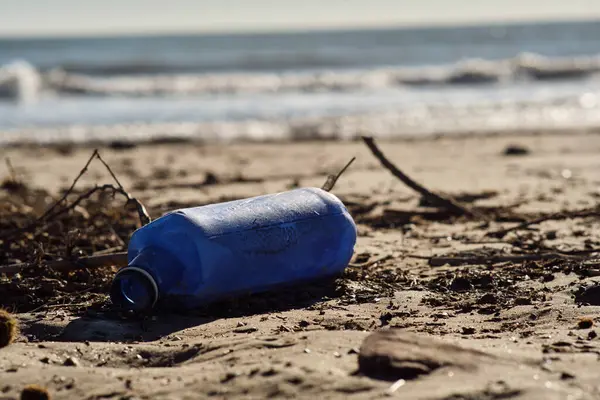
[0,308,18,348]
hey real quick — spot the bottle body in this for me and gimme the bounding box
[111,187,357,310]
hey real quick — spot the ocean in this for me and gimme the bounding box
[1,20,600,144]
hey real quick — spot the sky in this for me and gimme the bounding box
[0,0,599,37]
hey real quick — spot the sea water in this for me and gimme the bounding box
[2,20,600,144]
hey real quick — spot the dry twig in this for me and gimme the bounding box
[322,157,356,192]
[487,207,599,238]
[361,136,477,217]
[409,252,595,267]
[349,254,393,268]
[4,158,17,182]
[0,149,150,239]
[38,149,98,222]
[43,184,150,227]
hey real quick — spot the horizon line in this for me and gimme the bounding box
[0,16,598,40]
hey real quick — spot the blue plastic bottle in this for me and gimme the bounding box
[110,187,357,311]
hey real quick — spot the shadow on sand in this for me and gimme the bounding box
[29,278,343,342]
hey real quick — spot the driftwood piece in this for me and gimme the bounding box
[409,252,595,267]
[359,329,499,381]
[361,136,476,217]
[0,252,128,277]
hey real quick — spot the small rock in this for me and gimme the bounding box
[233,326,258,334]
[576,285,600,306]
[503,144,530,156]
[298,320,310,328]
[578,318,594,329]
[63,357,79,367]
[449,277,473,292]
[542,274,555,282]
[461,327,476,335]
[560,372,575,380]
[478,293,497,305]
[221,372,239,383]
[20,384,51,400]
[514,297,532,306]
[359,329,498,381]
[203,171,219,185]
[108,141,137,151]
[379,312,394,326]
[261,368,278,377]
[588,330,597,340]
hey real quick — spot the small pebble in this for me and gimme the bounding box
[233,326,258,334]
[20,384,51,400]
[63,357,79,367]
[578,318,594,329]
[503,144,530,156]
[587,330,597,340]
[461,327,476,335]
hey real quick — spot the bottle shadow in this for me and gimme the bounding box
[53,277,343,343]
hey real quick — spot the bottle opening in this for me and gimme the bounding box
[110,267,158,311]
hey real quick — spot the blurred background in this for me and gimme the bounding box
[1,0,600,144]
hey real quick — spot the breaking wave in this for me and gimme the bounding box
[2,53,600,100]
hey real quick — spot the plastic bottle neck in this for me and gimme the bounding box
[110,249,160,311]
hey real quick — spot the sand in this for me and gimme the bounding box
[0,131,599,399]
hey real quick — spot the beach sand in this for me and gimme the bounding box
[1,131,599,399]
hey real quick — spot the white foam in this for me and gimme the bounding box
[0,60,42,103]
